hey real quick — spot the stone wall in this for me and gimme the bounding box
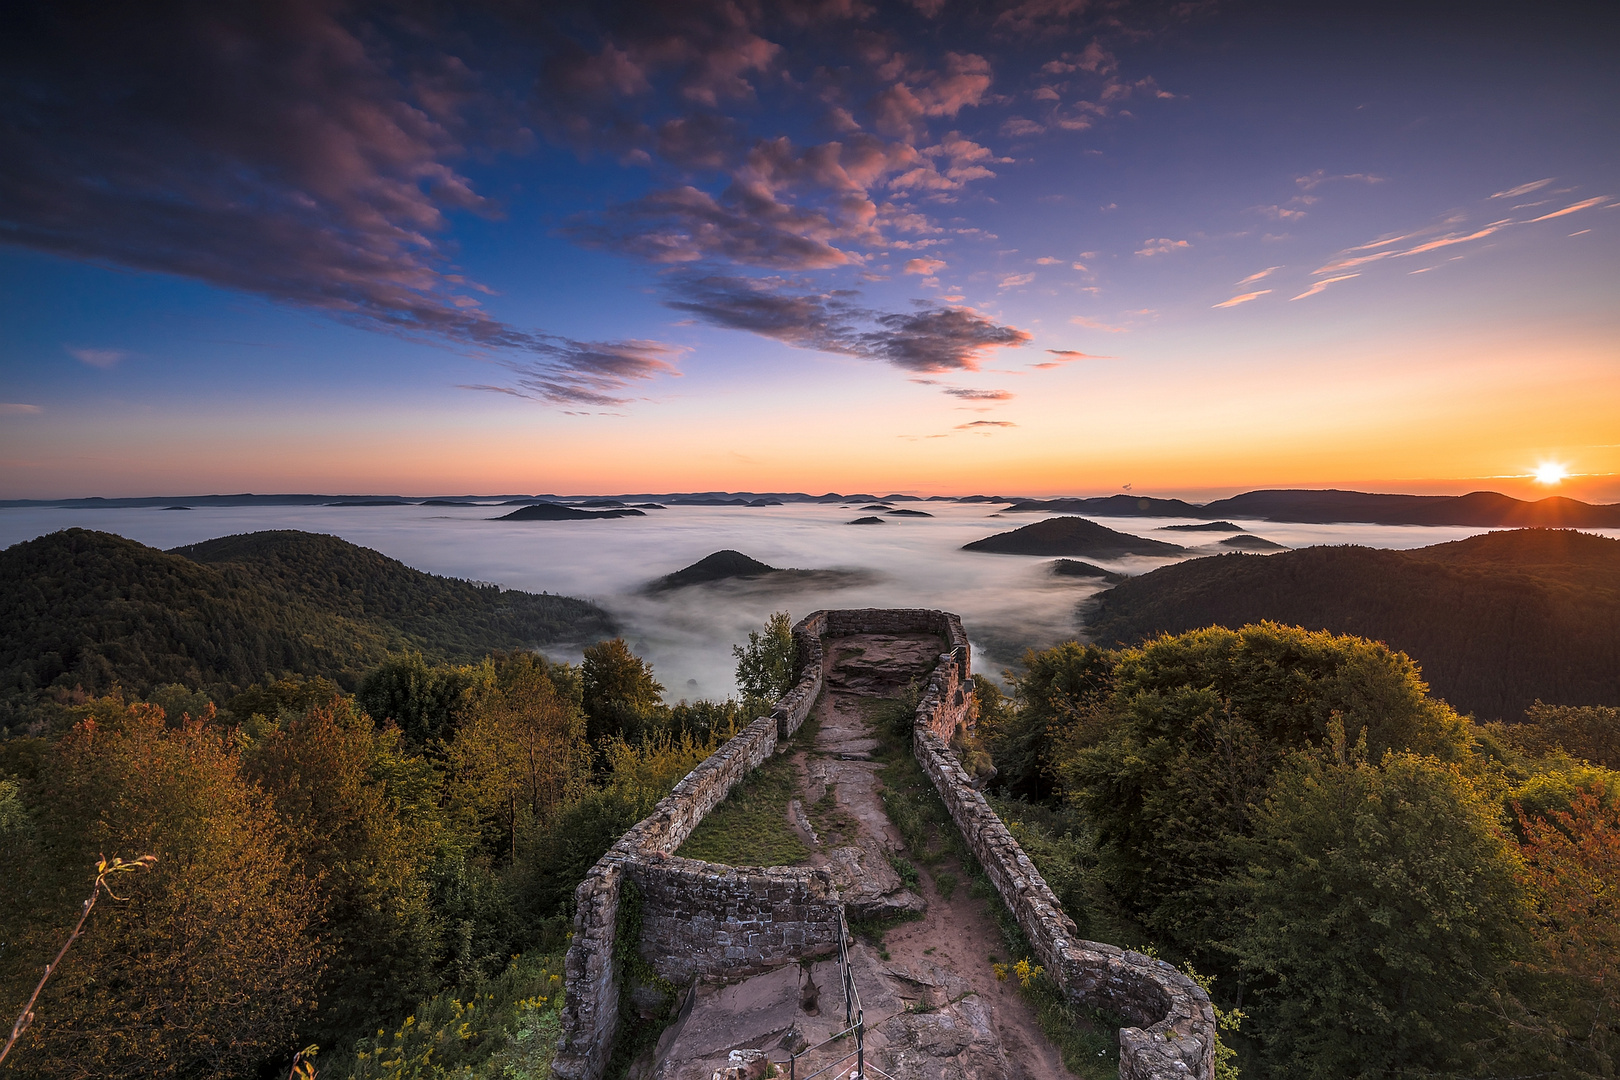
[629,859,842,984]
[553,608,1217,1080]
[552,618,830,1080]
[911,727,1217,1079]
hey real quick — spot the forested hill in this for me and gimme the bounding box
[0,529,612,726]
[1085,528,1620,720]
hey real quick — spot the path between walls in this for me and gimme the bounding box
[647,632,1073,1080]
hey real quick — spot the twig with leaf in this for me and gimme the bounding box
[0,853,157,1066]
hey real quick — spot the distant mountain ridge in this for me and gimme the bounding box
[6,487,1617,526]
[1004,489,1620,527]
[1085,528,1620,720]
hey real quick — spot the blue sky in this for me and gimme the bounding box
[2,0,1616,498]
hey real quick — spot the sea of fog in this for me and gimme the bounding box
[6,503,1615,701]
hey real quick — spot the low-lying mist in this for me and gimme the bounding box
[1,502,1585,701]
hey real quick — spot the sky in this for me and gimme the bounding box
[2,0,1617,501]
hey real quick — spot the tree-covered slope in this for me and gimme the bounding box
[0,529,612,725]
[1084,528,1620,719]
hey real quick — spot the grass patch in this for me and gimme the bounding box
[889,854,921,891]
[676,751,809,866]
[848,910,924,959]
[1018,974,1122,1080]
[933,869,958,900]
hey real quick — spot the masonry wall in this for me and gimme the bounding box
[912,727,1217,1079]
[554,608,1217,1080]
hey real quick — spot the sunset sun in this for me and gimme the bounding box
[1534,462,1569,485]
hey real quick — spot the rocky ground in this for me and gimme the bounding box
[645,633,1073,1080]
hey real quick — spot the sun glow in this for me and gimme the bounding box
[1533,462,1569,485]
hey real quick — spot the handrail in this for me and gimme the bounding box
[778,906,866,1080]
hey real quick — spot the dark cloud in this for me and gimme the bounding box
[665,275,1030,374]
[664,275,861,351]
[465,337,685,407]
[943,387,1014,400]
[859,305,1032,373]
[956,419,1017,429]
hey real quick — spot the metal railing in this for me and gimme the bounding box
[770,906,898,1080]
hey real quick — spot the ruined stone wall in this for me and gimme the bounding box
[552,621,829,1080]
[554,608,1217,1080]
[629,859,842,984]
[912,726,1217,1079]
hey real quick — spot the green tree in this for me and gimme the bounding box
[1062,623,1474,962]
[244,699,448,1046]
[980,642,1115,802]
[731,611,796,704]
[0,702,323,1078]
[1232,722,1529,1078]
[355,652,479,747]
[580,639,665,744]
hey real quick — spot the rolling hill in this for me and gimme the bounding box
[1084,528,1620,720]
[0,529,613,729]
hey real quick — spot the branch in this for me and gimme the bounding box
[0,853,156,1066]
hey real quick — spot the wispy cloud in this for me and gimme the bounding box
[1525,197,1608,222]
[1135,238,1191,257]
[999,272,1036,288]
[1291,274,1358,300]
[67,347,129,369]
[1213,289,1270,308]
[1070,314,1127,332]
[943,387,1013,400]
[1296,170,1383,191]
[1031,348,1110,368]
[468,338,687,407]
[1491,178,1554,199]
[1236,266,1281,286]
[956,419,1016,429]
[0,403,43,415]
[904,257,947,275]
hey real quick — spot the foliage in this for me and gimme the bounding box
[1512,787,1620,1074]
[676,751,808,866]
[731,611,797,702]
[326,952,566,1080]
[0,702,325,1078]
[0,529,611,733]
[244,698,452,1045]
[1231,721,1528,1078]
[1506,702,1620,768]
[978,644,1114,801]
[580,639,666,745]
[1064,622,1473,961]
[357,654,483,747]
[1084,528,1620,721]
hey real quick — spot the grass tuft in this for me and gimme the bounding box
[676,752,809,866]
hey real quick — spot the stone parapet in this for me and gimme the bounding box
[554,608,1216,1080]
[630,858,842,984]
[912,723,1216,1079]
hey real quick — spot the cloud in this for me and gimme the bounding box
[0,403,43,415]
[1492,178,1554,198]
[1525,196,1607,222]
[1254,205,1306,221]
[1290,274,1358,300]
[1001,116,1045,137]
[904,257,947,274]
[1031,348,1108,368]
[665,274,1029,373]
[860,304,1032,372]
[1213,289,1270,308]
[469,337,686,407]
[956,419,1016,429]
[1296,170,1384,191]
[999,272,1036,288]
[1236,266,1281,286]
[943,387,1014,400]
[1135,238,1190,256]
[1034,256,1062,265]
[68,347,129,369]
[1069,314,1126,332]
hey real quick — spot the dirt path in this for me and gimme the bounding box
[651,633,1074,1080]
